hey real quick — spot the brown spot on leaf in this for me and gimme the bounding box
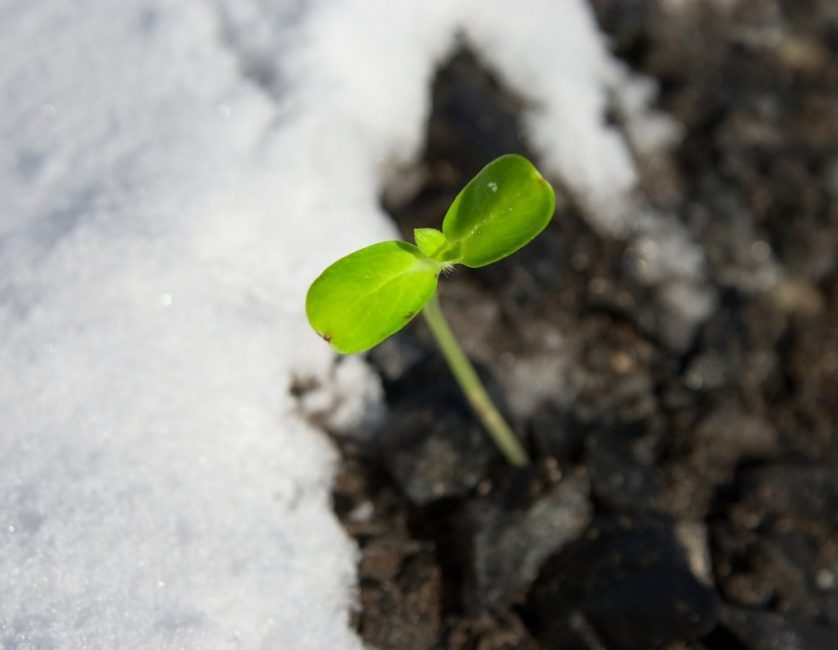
[320,332,332,343]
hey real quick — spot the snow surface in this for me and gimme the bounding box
[0,0,700,647]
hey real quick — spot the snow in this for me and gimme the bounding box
[1,2,363,647]
[0,0,702,647]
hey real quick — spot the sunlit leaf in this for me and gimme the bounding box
[414,227,448,259]
[305,241,440,354]
[441,154,555,268]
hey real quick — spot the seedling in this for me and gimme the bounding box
[306,154,555,466]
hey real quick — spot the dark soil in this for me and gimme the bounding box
[320,2,838,648]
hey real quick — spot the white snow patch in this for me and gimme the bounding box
[613,69,684,159]
[1,1,364,648]
[296,357,385,438]
[461,0,639,230]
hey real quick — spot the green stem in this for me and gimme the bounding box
[422,294,529,466]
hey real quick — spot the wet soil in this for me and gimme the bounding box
[322,2,838,648]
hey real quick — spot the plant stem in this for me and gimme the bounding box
[422,294,529,466]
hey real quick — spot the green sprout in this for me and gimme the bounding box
[306,154,556,466]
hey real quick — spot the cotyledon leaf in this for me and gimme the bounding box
[305,241,441,354]
[441,154,555,268]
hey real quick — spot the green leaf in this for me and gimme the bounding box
[413,228,448,259]
[306,241,440,354]
[441,154,555,268]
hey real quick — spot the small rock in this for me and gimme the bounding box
[375,370,495,505]
[530,516,717,650]
[466,468,592,613]
[378,404,493,506]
